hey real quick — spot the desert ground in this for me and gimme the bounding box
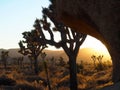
[0,48,112,90]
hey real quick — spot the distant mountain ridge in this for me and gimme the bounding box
[0,48,111,63]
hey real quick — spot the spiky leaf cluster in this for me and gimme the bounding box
[18,25,47,57]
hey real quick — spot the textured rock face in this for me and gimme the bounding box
[55,0,120,83]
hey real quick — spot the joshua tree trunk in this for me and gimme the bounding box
[34,57,39,75]
[3,60,7,70]
[43,60,51,90]
[68,55,78,90]
[30,60,33,69]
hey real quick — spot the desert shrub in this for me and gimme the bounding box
[57,57,66,67]
[61,69,69,78]
[38,63,44,72]
[77,61,84,74]
[0,86,14,90]
[95,61,112,71]
[58,87,70,90]
[102,61,112,69]
[25,76,47,86]
[93,70,112,88]
[57,75,70,88]
[83,77,96,90]
[95,63,104,71]
[0,75,16,86]
[15,84,40,90]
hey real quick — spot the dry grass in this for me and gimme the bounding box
[0,60,112,90]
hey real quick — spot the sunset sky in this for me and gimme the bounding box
[0,0,109,54]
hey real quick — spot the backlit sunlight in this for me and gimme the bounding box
[81,35,111,61]
[81,36,108,52]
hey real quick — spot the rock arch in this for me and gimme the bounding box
[54,0,120,83]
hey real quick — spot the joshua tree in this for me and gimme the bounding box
[32,6,87,89]
[41,52,51,90]
[12,57,24,69]
[91,55,104,71]
[17,57,24,69]
[91,55,97,68]
[97,55,104,70]
[0,51,9,69]
[18,29,47,75]
[97,55,104,65]
[28,55,34,69]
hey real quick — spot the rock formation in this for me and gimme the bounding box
[54,0,120,83]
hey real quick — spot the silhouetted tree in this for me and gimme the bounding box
[18,57,24,69]
[28,55,34,69]
[18,29,47,75]
[91,55,104,71]
[0,51,9,69]
[32,5,87,89]
[12,57,24,69]
[41,52,51,90]
[91,55,97,68]
[97,55,104,65]
[97,55,104,70]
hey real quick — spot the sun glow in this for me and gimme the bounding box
[82,36,109,51]
[81,36,108,52]
[81,35,111,60]
[91,42,108,53]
